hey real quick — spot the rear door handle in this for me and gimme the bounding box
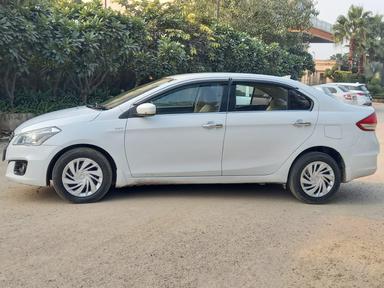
[202,121,223,129]
[293,119,311,127]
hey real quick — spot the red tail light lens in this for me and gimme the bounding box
[356,113,377,131]
[356,92,365,97]
[343,94,352,100]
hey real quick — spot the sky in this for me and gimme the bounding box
[310,0,384,60]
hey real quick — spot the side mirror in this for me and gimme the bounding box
[136,103,156,116]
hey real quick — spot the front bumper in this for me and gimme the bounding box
[4,144,59,186]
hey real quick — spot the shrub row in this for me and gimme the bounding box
[0,0,315,114]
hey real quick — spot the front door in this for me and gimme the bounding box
[125,81,228,177]
[222,81,318,176]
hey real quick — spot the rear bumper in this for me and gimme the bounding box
[344,132,379,182]
[356,96,372,106]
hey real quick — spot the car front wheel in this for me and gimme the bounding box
[52,148,113,203]
[288,152,341,204]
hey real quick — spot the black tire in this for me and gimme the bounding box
[288,152,341,204]
[52,148,113,203]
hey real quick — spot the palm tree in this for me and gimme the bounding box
[333,5,371,74]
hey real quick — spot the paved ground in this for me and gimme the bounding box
[0,104,383,288]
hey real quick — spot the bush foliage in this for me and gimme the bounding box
[0,0,315,113]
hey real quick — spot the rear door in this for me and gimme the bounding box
[222,81,318,176]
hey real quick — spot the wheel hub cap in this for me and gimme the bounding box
[62,158,103,197]
[300,161,335,197]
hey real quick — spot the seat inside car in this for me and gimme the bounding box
[194,86,221,113]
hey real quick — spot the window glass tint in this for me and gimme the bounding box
[151,83,225,114]
[321,88,334,97]
[338,85,349,92]
[232,83,311,111]
[327,87,337,94]
[289,90,312,110]
[345,85,365,92]
[358,85,368,92]
[233,84,287,111]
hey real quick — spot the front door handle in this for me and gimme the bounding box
[202,121,223,129]
[293,119,311,127]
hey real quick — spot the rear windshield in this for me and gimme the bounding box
[342,85,367,92]
[102,78,174,109]
[359,85,368,92]
[337,85,349,92]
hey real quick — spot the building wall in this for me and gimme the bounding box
[301,60,336,86]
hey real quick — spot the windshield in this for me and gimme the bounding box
[102,78,174,109]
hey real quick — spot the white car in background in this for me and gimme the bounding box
[3,73,379,204]
[313,84,358,105]
[336,83,372,106]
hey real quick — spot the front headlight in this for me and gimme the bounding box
[13,127,61,146]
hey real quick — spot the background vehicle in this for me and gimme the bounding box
[335,83,372,106]
[3,73,379,204]
[313,84,358,105]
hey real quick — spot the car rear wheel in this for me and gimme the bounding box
[52,148,113,203]
[288,152,341,204]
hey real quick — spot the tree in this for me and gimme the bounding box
[117,0,315,79]
[56,0,144,102]
[333,5,371,74]
[330,53,350,71]
[176,0,317,46]
[0,1,39,107]
[366,15,384,85]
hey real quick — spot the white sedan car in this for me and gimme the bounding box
[3,73,379,204]
[313,84,358,105]
[336,83,372,106]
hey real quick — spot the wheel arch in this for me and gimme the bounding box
[46,144,117,186]
[290,146,346,182]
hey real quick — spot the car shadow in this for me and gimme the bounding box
[18,180,384,206]
[106,180,384,205]
[107,183,294,202]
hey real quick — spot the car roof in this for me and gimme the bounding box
[170,72,286,81]
[168,72,305,88]
[321,83,339,86]
[335,82,365,86]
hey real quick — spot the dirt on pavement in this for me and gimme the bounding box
[0,104,384,288]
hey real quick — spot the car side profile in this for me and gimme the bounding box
[3,73,379,204]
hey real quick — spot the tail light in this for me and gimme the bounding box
[343,94,352,100]
[356,92,365,97]
[356,112,377,131]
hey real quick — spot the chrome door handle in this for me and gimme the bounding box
[202,122,223,129]
[293,119,311,127]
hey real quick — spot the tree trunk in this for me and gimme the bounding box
[3,68,17,108]
[215,0,221,19]
[52,72,63,98]
[358,53,365,75]
[348,38,355,71]
[381,62,384,87]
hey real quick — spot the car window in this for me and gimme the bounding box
[231,83,312,111]
[358,85,368,92]
[150,83,226,114]
[327,87,337,94]
[289,90,312,110]
[337,85,349,92]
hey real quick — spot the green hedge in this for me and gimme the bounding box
[0,0,315,114]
